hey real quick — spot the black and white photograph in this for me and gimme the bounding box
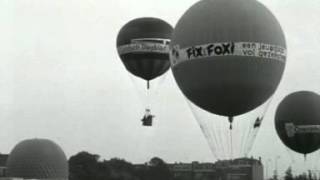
[0,0,319,180]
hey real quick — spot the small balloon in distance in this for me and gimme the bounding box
[275,91,320,155]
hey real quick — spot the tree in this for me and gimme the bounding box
[108,158,134,173]
[107,158,137,180]
[285,167,293,180]
[68,152,174,180]
[69,151,109,180]
[147,157,173,180]
[308,170,314,180]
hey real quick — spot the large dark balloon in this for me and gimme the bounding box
[275,91,320,155]
[117,18,173,81]
[170,0,287,117]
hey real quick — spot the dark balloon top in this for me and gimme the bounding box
[117,17,172,46]
[117,17,173,81]
[170,0,286,117]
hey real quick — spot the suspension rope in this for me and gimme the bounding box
[240,115,251,156]
[230,127,233,160]
[208,119,222,159]
[189,105,220,159]
[199,121,219,159]
[218,117,228,159]
[212,119,226,159]
[228,116,233,130]
[244,98,273,155]
[209,122,221,159]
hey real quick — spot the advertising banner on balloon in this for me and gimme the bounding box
[118,38,170,55]
[285,123,320,137]
[171,42,287,66]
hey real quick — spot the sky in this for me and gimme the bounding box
[0,0,320,177]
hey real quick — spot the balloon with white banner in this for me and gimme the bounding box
[170,0,287,160]
[117,17,173,126]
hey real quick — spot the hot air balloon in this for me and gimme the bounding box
[170,0,286,159]
[275,91,320,156]
[117,17,173,126]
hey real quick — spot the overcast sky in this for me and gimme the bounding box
[0,0,320,176]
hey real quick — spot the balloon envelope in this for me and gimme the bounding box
[275,91,320,155]
[170,0,286,117]
[117,18,173,81]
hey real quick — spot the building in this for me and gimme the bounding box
[168,162,216,180]
[168,157,263,180]
[0,154,8,177]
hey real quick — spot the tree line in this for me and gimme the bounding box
[283,167,320,180]
[69,151,320,180]
[68,151,173,180]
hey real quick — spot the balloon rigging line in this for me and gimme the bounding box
[285,147,295,165]
[200,119,217,158]
[209,116,223,159]
[211,119,221,159]
[246,115,260,154]
[245,98,273,156]
[207,119,221,159]
[189,104,219,160]
[215,118,227,159]
[244,116,254,155]
[246,128,258,155]
[245,114,261,155]
[230,127,233,160]
[242,115,254,156]
[311,150,320,170]
[223,118,232,160]
[243,118,255,155]
[228,116,233,130]
[218,117,228,159]
[200,120,219,159]
[240,115,250,156]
